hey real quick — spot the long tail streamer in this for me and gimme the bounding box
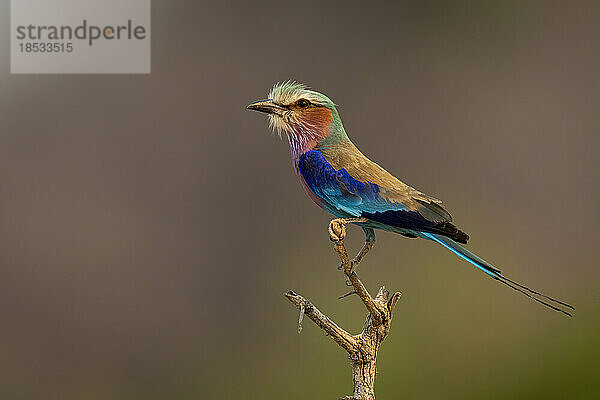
[421,232,575,317]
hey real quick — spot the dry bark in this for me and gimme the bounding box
[285,219,401,400]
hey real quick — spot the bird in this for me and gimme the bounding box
[247,81,574,316]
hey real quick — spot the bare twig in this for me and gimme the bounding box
[285,290,357,353]
[284,219,402,400]
[338,290,357,300]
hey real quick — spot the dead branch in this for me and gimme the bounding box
[285,219,402,400]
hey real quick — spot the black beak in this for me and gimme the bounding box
[246,99,285,115]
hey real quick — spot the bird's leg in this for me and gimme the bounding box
[329,219,375,273]
[336,226,376,273]
[352,227,376,270]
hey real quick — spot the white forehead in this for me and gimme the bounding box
[268,81,332,106]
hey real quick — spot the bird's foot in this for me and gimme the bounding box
[328,219,348,243]
[328,217,368,243]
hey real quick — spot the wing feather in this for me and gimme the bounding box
[298,149,469,243]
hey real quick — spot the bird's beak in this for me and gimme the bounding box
[246,99,285,115]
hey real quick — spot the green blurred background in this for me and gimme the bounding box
[1,1,599,399]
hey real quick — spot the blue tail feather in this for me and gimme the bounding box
[420,232,574,316]
[420,232,500,277]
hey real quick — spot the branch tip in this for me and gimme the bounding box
[338,290,357,300]
[388,291,402,313]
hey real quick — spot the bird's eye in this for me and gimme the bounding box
[297,99,310,108]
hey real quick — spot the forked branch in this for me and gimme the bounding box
[285,219,402,400]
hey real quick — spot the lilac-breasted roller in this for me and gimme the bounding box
[247,81,573,316]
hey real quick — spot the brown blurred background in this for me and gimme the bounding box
[1,1,599,399]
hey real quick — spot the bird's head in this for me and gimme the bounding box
[247,81,347,159]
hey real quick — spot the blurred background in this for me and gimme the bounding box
[1,1,599,399]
